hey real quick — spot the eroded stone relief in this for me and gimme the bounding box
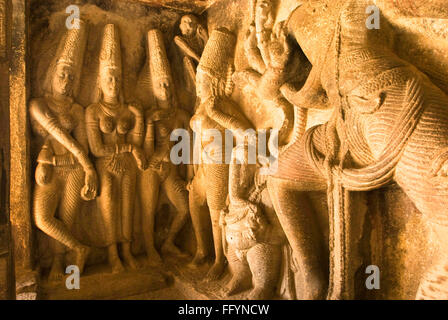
[3,0,448,300]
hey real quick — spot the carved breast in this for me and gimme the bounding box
[98,104,134,136]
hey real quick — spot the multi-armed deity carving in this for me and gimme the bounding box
[188,28,253,280]
[138,29,191,266]
[30,21,98,280]
[233,0,310,148]
[85,24,147,273]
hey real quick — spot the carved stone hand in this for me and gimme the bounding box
[35,163,53,186]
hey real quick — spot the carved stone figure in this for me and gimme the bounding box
[174,14,208,101]
[233,3,311,148]
[188,28,253,280]
[29,21,98,280]
[86,24,146,273]
[138,29,192,265]
[268,0,448,300]
[221,142,284,299]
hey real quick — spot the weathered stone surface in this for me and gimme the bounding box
[4,0,448,301]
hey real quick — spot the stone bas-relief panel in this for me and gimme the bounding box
[5,0,448,300]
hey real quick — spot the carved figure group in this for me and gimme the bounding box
[29,0,448,301]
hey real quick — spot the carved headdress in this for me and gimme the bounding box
[56,20,88,68]
[147,29,172,82]
[197,27,235,81]
[99,24,122,73]
[45,20,88,95]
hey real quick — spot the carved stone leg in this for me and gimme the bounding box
[204,164,229,281]
[33,179,82,250]
[188,168,209,267]
[246,243,281,300]
[416,223,448,299]
[96,169,123,273]
[162,170,189,258]
[394,97,448,299]
[224,246,251,296]
[59,167,90,274]
[183,57,197,95]
[120,167,139,270]
[139,169,162,267]
[267,177,328,300]
[207,208,226,281]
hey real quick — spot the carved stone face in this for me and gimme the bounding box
[255,0,272,24]
[179,15,198,37]
[52,63,75,97]
[153,77,173,104]
[100,67,121,100]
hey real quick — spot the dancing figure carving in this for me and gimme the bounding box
[30,21,97,280]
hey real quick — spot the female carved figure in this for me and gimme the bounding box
[174,14,208,101]
[86,24,146,273]
[139,29,191,265]
[268,0,448,299]
[30,21,98,279]
[188,28,253,280]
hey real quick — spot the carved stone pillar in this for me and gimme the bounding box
[9,0,37,300]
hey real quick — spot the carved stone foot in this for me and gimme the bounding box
[123,255,140,270]
[162,242,189,259]
[247,287,273,300]
[206,261,226,281]
[188,252,207,268]
[48,256,64,282]
[74,245,90,274]
[110,259,125,274]
[223,276,251,296]
[146,251,163,267]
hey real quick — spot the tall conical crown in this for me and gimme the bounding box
[99,24,122,71]
[197,27,235,80]
[56,20,88,68]
[147,29,172,81]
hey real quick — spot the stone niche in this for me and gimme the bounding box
[3,0,448,300]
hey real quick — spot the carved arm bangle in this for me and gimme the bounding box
[52,154,76,166]
[31,105,94,172]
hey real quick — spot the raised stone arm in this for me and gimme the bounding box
[174,35,201,63]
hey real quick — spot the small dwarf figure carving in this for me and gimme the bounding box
[174,14,208,99]
[86,24,147,273]
[138,29,192,266]
[30,20,98,280]
[221,143,284,300]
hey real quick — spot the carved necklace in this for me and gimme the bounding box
[99,100,121,118]
[46,95,76,132]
